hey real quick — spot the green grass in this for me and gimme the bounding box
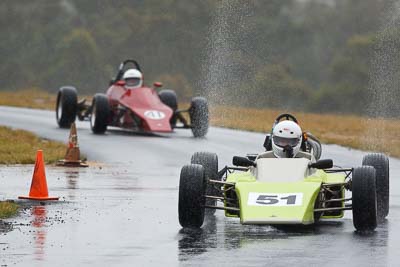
[0,201,18,219]
[0,126,66,164]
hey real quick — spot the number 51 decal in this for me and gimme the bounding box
[247,193,303,206]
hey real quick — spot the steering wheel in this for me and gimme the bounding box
[274,113,298,124]
[114,59,142,82]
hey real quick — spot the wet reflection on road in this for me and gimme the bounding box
[65,169,80,200]
[31,205,47,261]
[177,213,390,266]
[178,216,218,260]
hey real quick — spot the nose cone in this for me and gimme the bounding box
[140,109,173,132]
[144,118,172,132]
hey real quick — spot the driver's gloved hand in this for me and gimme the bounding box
[283,145,294,158]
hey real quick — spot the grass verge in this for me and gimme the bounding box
[0,88,56,110]
[0,126,66,164]
[0,201,18,219]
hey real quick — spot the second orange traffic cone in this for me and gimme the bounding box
[19,150,59,201]
[56,122,88,167]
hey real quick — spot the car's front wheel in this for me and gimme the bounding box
[158,89,178,127]
[90,94,110,134]
[56,86,77,128]
[352,166,377,232]
[178,164,206,228]
[189,97,209,138]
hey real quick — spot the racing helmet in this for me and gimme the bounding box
[122,69,143,89]
[272,120,302,158]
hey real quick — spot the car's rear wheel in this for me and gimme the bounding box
[178,164,206,228]
[56,86,77,128]
[158,89,178,126]
[90,94,110,134]
[189,97,208,138]
[352,166,377,232]
[191,152,219,215]
[362,153,389,220]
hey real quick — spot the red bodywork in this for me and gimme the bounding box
[106,84,173,132]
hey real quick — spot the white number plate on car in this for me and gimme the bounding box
[144,110,166,120]
[247,193,303,206]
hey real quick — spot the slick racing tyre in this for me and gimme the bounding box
[158,89,178,126]
[189,97,209,138]
[352,166,377,232]
[362,153,389,220]
[191,152,219,215]
[90,94,110,134]
[178,164,206,228]
[56,86,78,128]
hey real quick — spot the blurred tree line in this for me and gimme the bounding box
[1,0,400,116]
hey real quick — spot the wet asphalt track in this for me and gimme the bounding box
[0,105,399,266]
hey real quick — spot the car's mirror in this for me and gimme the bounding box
[116,80,126,86]
[309,159,333,169]
[233,156,256,167]
[246,154,257,161]
[153,82,163,88]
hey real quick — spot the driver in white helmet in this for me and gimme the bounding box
[271,120,303,158]
[122,69,143,89]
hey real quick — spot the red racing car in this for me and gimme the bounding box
[55,60,209,137]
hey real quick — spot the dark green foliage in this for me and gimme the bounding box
[1,1,399,115]
[250,64,312,109]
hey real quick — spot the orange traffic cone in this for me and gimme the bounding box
[56,122,88,167]
[19,150,59,201]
